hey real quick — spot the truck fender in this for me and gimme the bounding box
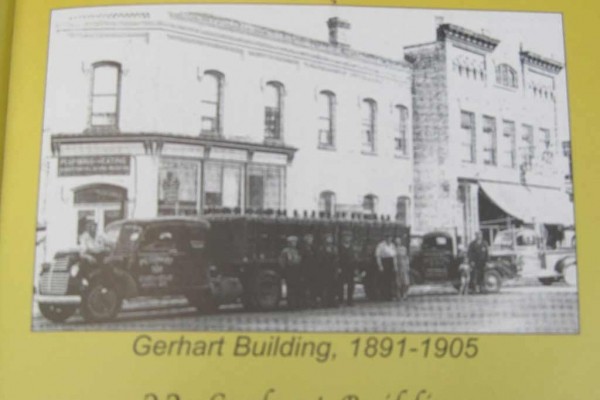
[555,255,576,274]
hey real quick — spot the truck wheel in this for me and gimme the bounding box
[482,270,502,294]
[186,290,217,314]
[563,264,578,286]
[250,270,282,311]
[81,279,122,322]
[538,278,555,286]
[39,303,77,323]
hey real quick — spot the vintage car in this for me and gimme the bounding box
[410,231,517,293]
[35,218,251,323]
[489,228,577,286]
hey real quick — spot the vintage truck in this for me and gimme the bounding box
[489,228,577,286]
[410,231,518,293]
[35,214,409,323]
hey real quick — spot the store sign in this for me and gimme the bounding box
[58,155,131,176]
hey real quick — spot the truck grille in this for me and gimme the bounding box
[39,257,70,295]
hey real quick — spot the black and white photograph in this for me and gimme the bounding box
[32,4,577,334]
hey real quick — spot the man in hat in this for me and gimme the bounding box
[299,233,319,307]
[78,218,106,263]
[319,232,339,307]
[338,233,358,306]
[279,235,303,309]
[468,231,489,293]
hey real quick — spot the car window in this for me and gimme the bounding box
[422,235,452,250]
[140,225,185,251]
[114,224,143,254]
[188,225,206,250]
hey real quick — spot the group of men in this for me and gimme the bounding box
[279,232,411,309]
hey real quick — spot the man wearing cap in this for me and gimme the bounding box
[78,218,107,264]
[468,231,489,293]
[299,233,318,307]
[375,235,397,301]
[279,236,303,309]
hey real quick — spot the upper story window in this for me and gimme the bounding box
[502,120,517,168]
[90,61,121,130]
[496,64,518,88]
[361,99,377,153]
[318,90,336,148]
[482,115,497,166]
[363,194,378,215]
[394,105,409,157]
[201,70,224,136]
[520,124,535,168]
[264,81,284,141]
[539,128,553,163]
[319,191,336,215]
[460,110,476,163]
[396,196,411,225]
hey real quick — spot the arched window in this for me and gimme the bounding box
[363,194,378,214]
[495,64,518,88]
[361,98,377,153]
[265,81,284,140]
[319,191,336,215]
[318,90,336,148]
[394,105,409,156]
[396,196,411,225]
[90,61,121,129]
[201,70,224,135]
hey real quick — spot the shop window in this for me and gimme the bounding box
[265,81,284,141]
[203,162,242,210]
[319,191,336,215]
[482,115,497,166]
[502,120,516,168]
[246,164,284,211]
[90,61,121,129]
[201,70,224,136]
[496,64,518,88]
[318,90,336,148]
[361,98,377,153]
[394,105,409,156]
[396,196,411,225]
[158,159,200,216]
[460,111,476,163]
[363,194,378,215]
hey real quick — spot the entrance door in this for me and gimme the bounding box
[74,184,127,243]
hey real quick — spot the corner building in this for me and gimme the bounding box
[38,10,414,260]
[405,22,573,244]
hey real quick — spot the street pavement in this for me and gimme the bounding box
[32,281,579,334]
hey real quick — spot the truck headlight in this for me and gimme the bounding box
[41,262,51,273]
[70,263,80,277]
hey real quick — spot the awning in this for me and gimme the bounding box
[479,181,575,226]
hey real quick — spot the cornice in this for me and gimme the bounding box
[520,50,563,74]
[437,23,499,53]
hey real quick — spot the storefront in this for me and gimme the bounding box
[43,133,295,259]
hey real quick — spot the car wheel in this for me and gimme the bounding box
[482,270,502,294]
[39,303,77,323]
[250,269,282,311]
[563,264,578,286]
[538,278,555,286]
[81,279,122,322]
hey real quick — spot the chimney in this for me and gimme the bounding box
[435,16,444,29]
[327,17,351,47]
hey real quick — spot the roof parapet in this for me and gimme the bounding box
[520,50,563,74]
[437,23,500,52]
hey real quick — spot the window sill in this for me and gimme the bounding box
[394,153,410,160]
[361,150,378,156]
[318,144,336,151]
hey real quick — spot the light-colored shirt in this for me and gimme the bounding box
[79,231,104,254]
[375,241,396,259]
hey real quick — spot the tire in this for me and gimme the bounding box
[247,269,282,311]
[186,290,218,314]
[482,270,502,294]
[563,264,578,286]
[81,279,122,322]
[538,278,555,286]
[38,303,77,323]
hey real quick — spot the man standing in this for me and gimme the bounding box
[279,236,303,309]
[375,235,397,301]
[338,233,358,306]
[468,231,489,293]
[319,232,339,307]
[299,233,318,307]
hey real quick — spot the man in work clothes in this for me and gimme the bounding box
[279,236,303,309]
[299,233,318,307]
[468,231,489,293]
[338,233,358,306]
[319,232,339,307]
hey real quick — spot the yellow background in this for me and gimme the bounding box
[0,0,599,399]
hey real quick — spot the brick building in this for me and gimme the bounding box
[405,21,573,244]
[37,9,414,261]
